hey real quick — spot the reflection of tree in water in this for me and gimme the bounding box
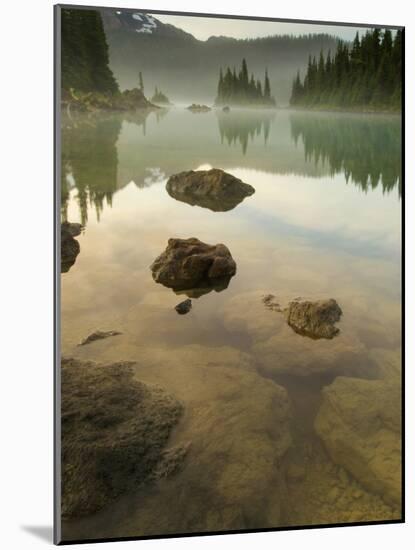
[154,107,169,125]
[290,114,401,196]
[217,111,275,155]
[61,116,122,225]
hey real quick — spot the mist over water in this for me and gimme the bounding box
[61,107,401,539]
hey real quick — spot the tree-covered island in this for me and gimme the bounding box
[215,59,276,107]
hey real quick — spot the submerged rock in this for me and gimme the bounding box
[222,105,231,112]
[78,330,122,346]
[187,103,211,113]
[286,298,342,339]
[166,168,255,212]
[61,345,292,539]
[222,291,367,377]
[150,238,236,296]
[118,345,291,532]
[149,442,191,480]
[175,299,192,315]
[315,367,401,506]
[61,357,185,519]
[61,221,82,273]
[262,294,282,312]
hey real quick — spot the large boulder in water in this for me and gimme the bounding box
[166,168,255,212]
[61,357,186,519]
[150,237,236,296]
[286,298,343,339]
[61,221,82,273]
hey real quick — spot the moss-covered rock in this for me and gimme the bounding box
[62,345,292,539]
[61,357,186,519]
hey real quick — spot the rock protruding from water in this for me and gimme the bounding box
[61,357,187,519]
[223,291,366,377]
[166,168,255,212]
[187,103,211,113]
[78,330,122,346]
[175,299,192,315]
[286,298,342,339]
[61,221,82,273]
[150,238,236,297]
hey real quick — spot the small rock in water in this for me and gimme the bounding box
[65,222,82,237]
[79,330,122,346]
[175,299,192,315]
[286,298,342,339]
[186,103,211,113]
[262,294,282,312]
[61,221,82,273]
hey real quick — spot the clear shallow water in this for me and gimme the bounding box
[61,107,401,539]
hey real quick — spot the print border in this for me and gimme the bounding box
[53,4,405,545]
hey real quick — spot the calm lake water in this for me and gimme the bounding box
[60,107,401,540]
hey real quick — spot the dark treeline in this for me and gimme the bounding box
[61,8,119,93]
[290,29,402,111]
[215,59,276,107]
[290,114,401,195]
[217,111,275,155]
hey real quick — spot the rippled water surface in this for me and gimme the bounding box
[60,107,402,540]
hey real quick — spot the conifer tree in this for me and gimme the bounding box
[215,59,276,106]
[264,69,271,99]
[61,8,119,94]
[290,28,402,111]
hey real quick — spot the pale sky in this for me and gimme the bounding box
[155,14,373,41]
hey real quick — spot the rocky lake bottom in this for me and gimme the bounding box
[60,107,402,540]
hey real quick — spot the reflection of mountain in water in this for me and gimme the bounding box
[290,114,401,196]
[61,116,122,225]
[217,110,275,155]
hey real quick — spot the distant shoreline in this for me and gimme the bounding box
[285,105,401,117]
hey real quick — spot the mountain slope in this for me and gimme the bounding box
[100,9,340,104]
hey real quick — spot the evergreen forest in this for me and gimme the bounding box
[290,29,402,110]
[215,59,276,107]
[61,8,119,93]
